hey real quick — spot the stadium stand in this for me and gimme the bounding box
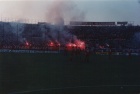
[0,21,140,51]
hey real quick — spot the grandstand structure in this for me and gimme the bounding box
[69,21,140,49]
[0,21,140,51]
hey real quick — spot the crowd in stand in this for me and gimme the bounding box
[0,21,140,51]
[69,26,140,49]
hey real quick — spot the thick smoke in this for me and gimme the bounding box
[0,22,25,45]
[0,0,86,46]
[10,22,25,43]
[44,0,86,45]
[0,0,86,24]
[37,23,78,45]
[46,0,86,25]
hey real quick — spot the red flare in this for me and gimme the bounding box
[49,41,54,47]
[66,40,85,51]
[74,40,85,50]
[25,41,30,46]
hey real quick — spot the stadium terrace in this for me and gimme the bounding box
[0,21,140,54]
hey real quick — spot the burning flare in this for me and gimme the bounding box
[66,40,85,50]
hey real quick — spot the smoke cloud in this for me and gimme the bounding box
[44,0,86,45]
[0,0,86,24]
[0,0,86,47]
[46,0,86,25]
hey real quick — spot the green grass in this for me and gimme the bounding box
[0,53,140,94]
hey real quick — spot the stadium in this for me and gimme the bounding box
[0,20,140,94]
[0,21,140,52]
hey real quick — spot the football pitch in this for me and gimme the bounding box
[0,53,140,94]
